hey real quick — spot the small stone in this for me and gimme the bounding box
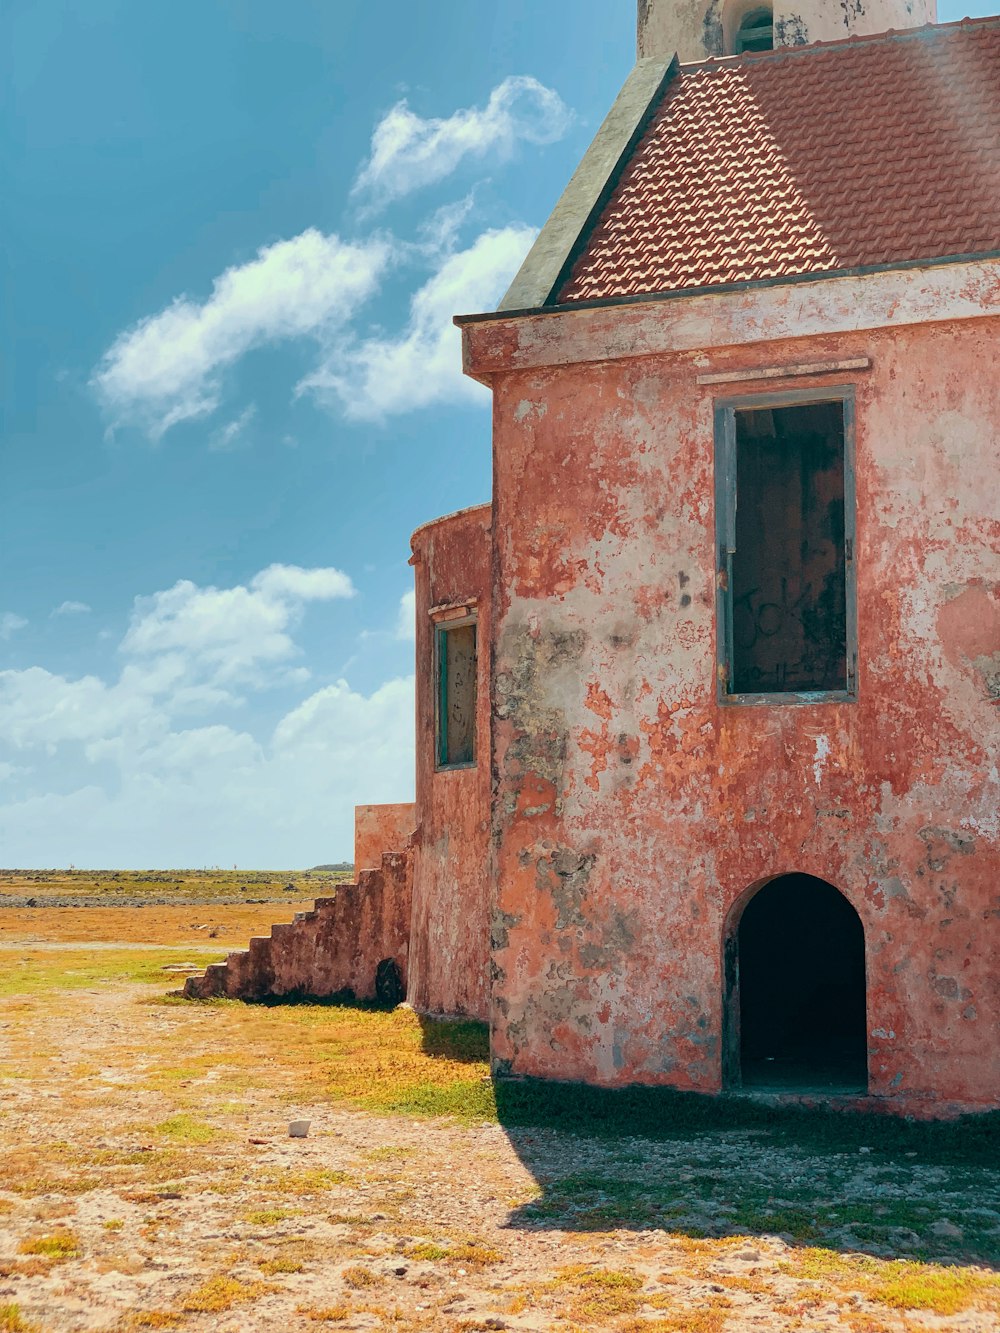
[930,1219,963,1240]
[858,1146,872,1154]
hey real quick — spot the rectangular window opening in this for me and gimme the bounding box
[436,620,477,767]
[717,394,855,701]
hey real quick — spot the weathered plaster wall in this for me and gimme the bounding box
[184,851,412,1004]
[407,505,493,1019]
[637,0,936,62]
[354,803,416,871]
[468,296,999,1115]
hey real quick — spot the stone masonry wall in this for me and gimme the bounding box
[184,850,412,1004]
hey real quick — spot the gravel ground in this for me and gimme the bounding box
[1,965,999,1332]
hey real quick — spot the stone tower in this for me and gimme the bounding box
[637,0,937,62]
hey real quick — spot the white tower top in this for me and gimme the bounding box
[638,0,937,62]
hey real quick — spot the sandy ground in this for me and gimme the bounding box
[0,909,998,1332]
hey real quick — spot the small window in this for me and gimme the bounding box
[734,6,773,51]
[436,620,477,767]
[715,391,856,703]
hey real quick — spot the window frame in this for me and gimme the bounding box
[434,613,478,771]
[733,6,774,52]
[713,384,858,707]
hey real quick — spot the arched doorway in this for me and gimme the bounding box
[724,873,867,1092]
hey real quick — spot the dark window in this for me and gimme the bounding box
[734,6,774,51]
[436,621,477,767]
[715,392,856,701]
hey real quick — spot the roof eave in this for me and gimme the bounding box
[459,248,1000,328]
[497,56,678,312]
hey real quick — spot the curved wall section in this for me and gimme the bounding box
[407,504,492,1019]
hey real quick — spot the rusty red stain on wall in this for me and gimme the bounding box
[354,803,416,872]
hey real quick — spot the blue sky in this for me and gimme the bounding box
[0,0,988,868]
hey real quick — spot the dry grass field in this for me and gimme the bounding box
[1,871,998,1332]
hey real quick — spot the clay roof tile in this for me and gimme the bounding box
[555,18,1000,303]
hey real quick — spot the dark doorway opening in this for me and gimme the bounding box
[729,873,867,1092]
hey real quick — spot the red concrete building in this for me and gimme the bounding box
[190,0,1000,1117]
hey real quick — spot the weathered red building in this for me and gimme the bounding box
[190,0,1000,1117]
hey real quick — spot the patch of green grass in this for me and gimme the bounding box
[260,1167,351,1195]
[242,1207,299,1226]
[18,1230,79,1259]
[182,1275,271,1312]
[153,1115,217,1144]
[0,1303,37,1333]
[406,1242,449,1261]
[341,1264,381,1289]
[403,1237,504,1267]
[784,1249,1000,1315]
[0,948,225,998]
[358,1077,497,1123]
[258,1255,305,1275]
[548,1266,645,1321]
[363,1145,415,1162]
[730,1200,822,1241]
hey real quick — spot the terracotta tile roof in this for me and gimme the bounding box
[556,18,1000,304]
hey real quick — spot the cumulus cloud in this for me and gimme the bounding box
[395,589,416,642]
[92,229,390,438]
[121,563,355,686]
[0,676,415,867]
[353,76,572,210]
[299,225,536,421]
[89,76,577,439]
[0,676,414,867]
[0,614,27,640]
[51,601,92,617]
[0,567,413,866]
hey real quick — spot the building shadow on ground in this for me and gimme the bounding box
[415,1015,1000,1269]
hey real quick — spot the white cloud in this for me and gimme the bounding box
[395,589,416,642]
[353,76,572,210]
[51,601,92,617]
[0,614,27,640]
[209,404,256,452]
[5,675,414,867]
[92,229,390,439]
[0,667,146,749]
[251,564,355,602]
[299,224,536,421]
[121,563,355,686]
[0,565,413,866]
[0,677,414,868]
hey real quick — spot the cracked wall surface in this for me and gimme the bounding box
[467,291,1000,1115]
